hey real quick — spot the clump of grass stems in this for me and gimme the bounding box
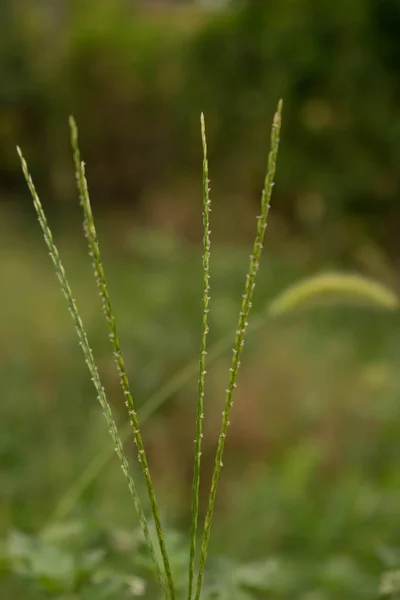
[18,100,281,600]
[18,100,400,600]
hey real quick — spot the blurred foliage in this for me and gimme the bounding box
[3,1,400,598]
[1,0,400,252]
[3,516,397,599]
[2,224,400,598]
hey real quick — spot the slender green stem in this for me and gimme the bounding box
[17,146,168,599]
[187,113,211,600]
[194,99,283,600]
[68,117,175,600]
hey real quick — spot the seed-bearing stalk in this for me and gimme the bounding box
[69,118,175,600]
[187,113,211,600]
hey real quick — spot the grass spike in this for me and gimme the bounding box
[268,272,399,315]
[187,113,211,600]
[194,99,283,600]
[68,117,176,600]
[16,146,168,599]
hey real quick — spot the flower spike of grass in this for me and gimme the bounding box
[16,146,168,599]
[187,113,211,600]
[194,99,283,600]
[68,117,176,600]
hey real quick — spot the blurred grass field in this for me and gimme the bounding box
[3,1,400,596]
[2,211,400,598]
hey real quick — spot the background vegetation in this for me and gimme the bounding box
[2,0,400,598]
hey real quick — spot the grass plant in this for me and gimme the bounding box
[17,100,399,600]
[18,100,282,599]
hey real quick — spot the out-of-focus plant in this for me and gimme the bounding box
[11,96,399,600]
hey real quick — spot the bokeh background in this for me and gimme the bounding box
[2,0,400,598]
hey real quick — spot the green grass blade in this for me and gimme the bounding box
[68,118,175,600]
[187,113,211,600]
[194,99,283,600]
[17,146,168,600]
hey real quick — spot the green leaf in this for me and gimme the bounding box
[235,558,280,590]
[381,569,400,596]
[30,545,75,592]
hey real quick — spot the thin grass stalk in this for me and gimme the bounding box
[187,113,211,600]
[68,118,175,600]
[194,100,283,600]
[16,146,168,599]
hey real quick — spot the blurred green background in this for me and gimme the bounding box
[2,0,400,598]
